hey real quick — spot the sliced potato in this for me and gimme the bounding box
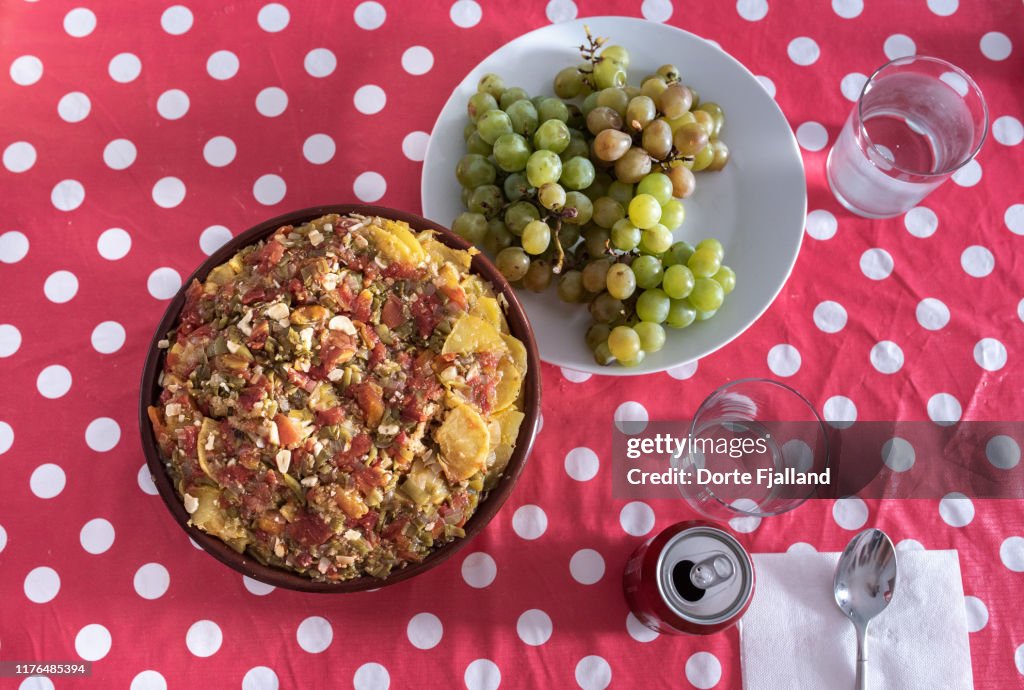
[492,354,523,411]
[196,418,219,480]
[470,296,506,331]
[421,233,472,271]
[501,333,527,372]
[190,485,247,550]
[442,315,508,355]
[493,407,525,447]
[435,404,490,482]
[381,219,426,263]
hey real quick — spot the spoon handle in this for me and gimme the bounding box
[855,623,868,690]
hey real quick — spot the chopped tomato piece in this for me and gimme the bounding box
[381,294,405,328]
[349,381,385,427]
[410,293,442,338]
[438,281,468,310]
[320,331,356,369]
[315,407,345,426]
[352,289,373,322]
[275,413,305,448]
[285,511,333,546]
[334,433,372,469]
[257,239,285,274]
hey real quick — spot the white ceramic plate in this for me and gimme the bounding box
[422,16,806,376]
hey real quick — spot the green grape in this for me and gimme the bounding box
[640,76,668,100]
[538,182,566,210]
[495,246,530,281]
[561,156,596,191]
[584,170,612,200]
[485,218,514,254]
[607,181,634,207]
[713,266,736,294]
[657,63,681,83]
[610,218,641,251]
[522,220,552,255]
[687,84,700,108]
[657,83,693,119]
[688,278,724,311]
[499,86,530,110]
[625,96,657,132]
[666,111,696,134]
[558,270,587,303]
[697,102,725,137]
[707,140,730,172]
[606,263,636,300]
[666,299,697,328]
[628,194,662,229]
[581,258,612,293]
[558,223,581,250]
[633,321,666,352]
[506,99,539,137]
[636,173,673,205]
[589,292,624,323]
[660,199,686,230]
[593,129,632,162]
[614,147,652,184]
[692,110,716,137]
[585,322,612,350]
[493,132,531,172]
[504,200,540,236]
[461,186,472,207]
[565,103,585,130]
[467,92,498,121]
[640,224,672,255]
[563,191,593,225]
[691,144,714,171]
[593,59,627,89]
[593,341,615,366]
[586,106,624,136]
[538,97,570,123]
[632,254,664,289]
[503,172,532,200]
[581,92,600,117]
[560,129,590,161]
[636,288,670,323]
[534,119,571,153]
[663,241,695,267]
[554,66,585,99]
[477,73,505,99]
[687,249,721,278]
[696,238,725,260]
[526,150,562,188]
[455,153,496,188]
[530,94,546,110]
[453,211,488,245]
[668,165,696,198]
[642,119,673,160]
[662,264,695,299]
[523,259,553,292]
[583,225,610,256]
[618,351,646,367]
[695,309,717,321]
[674,122,709,157]
[463,121,477,141]
[596,87,629,118]
[466,131,492,156]
[608,325,641,361]
[600,45,630,68]
[467,185,504,219]
[592,196,625,229]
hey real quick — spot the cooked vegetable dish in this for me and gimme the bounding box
[148,213,528,581]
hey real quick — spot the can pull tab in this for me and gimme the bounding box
[689,553,734,590]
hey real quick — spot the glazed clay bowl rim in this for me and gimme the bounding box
[138,203,542,593]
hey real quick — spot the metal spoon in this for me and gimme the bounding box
[833,528,898,690]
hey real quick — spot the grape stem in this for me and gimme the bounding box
[577,25,608,90]
[550,216,566,274]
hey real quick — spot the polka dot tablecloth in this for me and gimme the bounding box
[1,1,1022,688]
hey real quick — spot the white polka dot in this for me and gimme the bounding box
[186,620,223,657]
[823,395,857,429]
[833,496,869,530]
[736,0,768,21]
[952,158,982,187]
[243,576,276,596]
[666,360,699,380]
[138,464,158,495]
[619,501,656,537]
[353,171,386,202]
[304,48,336,78]
[626,612,659,642]
[685,652,722,689]
[85,417,121,451]
[927,0,958,14]
[75,624,111,661]
[130,670,167,690]
[512,504,548,540]
[884,34,916,59]
[787,542,816,554]
[840,72,868,102]
[254,174,287,205]
[3,141,36,172]
[832,0,862,18]
[134,562,170,599]
[206,50,239,80]
[805,209,837,240]
[98,228,131,260]
[787,37,820,66]
[10,55,43,86]
[860,248,893,280]
[354,2,386,30]
[614,401,649,434]
[961,245,994,277]
[103,138,136,170]
[161,5,193,35]
[565,447,599,481]
[401,131,430,162]
[756,75,776,98]
[796,121,828,151]
[903,206,937,238]
[152,177,186,209]
[986,435,1020,470]
[728,498,762,534]
[156,89,190,120]
[242,666,279,690]
[91,321,126,354]
[24,566,60,603]
[202,136,236,168]
[80,518,115,554]
[561,367,592,382]
[296,616,332,653]
[898,538,924,552]
[30,463,66,499]
[813,301,847,333]
[964,595,987,632]
[401,46,434,75]
[461,552,497,588]
[0,524,6,552]
[45,270,79,304]
[575,655,612,690]
[64,8,97,37]
[881,437,915,472]
[450,0,482,27]
[37,365,72,399]
[257,3,290,32]
[0,231,29,263]
[51,179,85,212]
[255,86,288,117]
[148,267,182,300]
[1000,536,1024,572]
[1019,298,1024,323]
[464,659,501,690]
[927,393,962,426]
[20,678,55,690]
[916,298,949,330]
[406,612,443,650]
[0,325,21,357]
[1005,204,1024,236]
[354,84,386,114]
[200,225,232,255]
[974,337,1007,371]
[938,492,974,527]
[109,53,141,83]
[303,134,335,165]
[767,344,801,377]
[980,32,1012,61]
[353,663,390,690]
[993,116,1023,146]
[869,341,903,374]
[570,549,605,585]
[517,609,553,646]
[939,71,969,96]
[547,0,579,22]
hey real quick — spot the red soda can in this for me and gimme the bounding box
[623,520,755,635]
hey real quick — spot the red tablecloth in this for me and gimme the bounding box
[2,1,1023,688]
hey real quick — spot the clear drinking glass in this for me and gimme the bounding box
[673,379,830,520]
[826,55,988,219]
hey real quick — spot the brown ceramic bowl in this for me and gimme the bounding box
[139,204,541,593]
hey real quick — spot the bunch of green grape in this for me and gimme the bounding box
[452,31,735,367]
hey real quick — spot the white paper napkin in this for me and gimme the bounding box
[740,549,973,690]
